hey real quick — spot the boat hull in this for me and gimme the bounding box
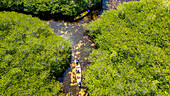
[74,59,82,86]
[74,10,89,20]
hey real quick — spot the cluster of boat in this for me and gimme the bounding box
[74,59,81,86]
[73,8,90,87]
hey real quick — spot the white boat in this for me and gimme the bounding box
[75,59,81,86]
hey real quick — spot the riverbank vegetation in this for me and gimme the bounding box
[83,0,169,95]
[0,11,71,95]
[0,0,102,16]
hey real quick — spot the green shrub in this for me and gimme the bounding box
[83,0,170,95]
[0,11,71,95]
[0,0,102,16]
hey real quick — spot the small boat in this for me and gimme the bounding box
[75,59,81,86]
[74,9,90,20]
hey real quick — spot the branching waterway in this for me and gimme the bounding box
[48,0,139,95]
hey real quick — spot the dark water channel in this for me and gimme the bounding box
[47,0,139,95]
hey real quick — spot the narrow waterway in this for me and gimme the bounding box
[48,0,139,95]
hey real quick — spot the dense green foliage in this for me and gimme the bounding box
[83,0,170,95]
[0,11,71,95]
[0,0,101,16]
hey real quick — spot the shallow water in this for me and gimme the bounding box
[48,0,139,95]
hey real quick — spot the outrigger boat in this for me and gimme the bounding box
[74,9,90,20]
[75,59,81,86]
